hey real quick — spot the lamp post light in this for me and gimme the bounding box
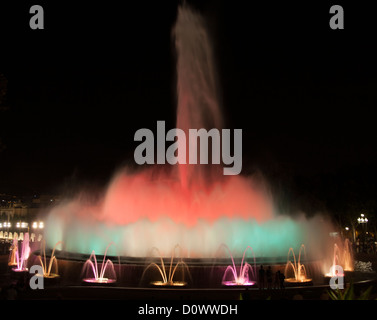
[357,214,368,228]
[357,213,368,225]
[343,226,350,240]
[357,214,369,252]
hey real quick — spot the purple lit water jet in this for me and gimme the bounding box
[221,245,257,286]
[82,242,117,284]
[10,233,30,272]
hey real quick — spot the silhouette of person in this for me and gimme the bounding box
[259,265,265,290]
[274,270,281,289]
[266,266,272,289]
[279,271,285,289]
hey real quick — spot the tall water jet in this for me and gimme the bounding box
[324,241,352,278]
[8,235,18,267]
[343,239,354,272]
[174,4,223,189]
[11,233,30,272]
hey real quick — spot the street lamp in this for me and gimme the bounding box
[357,213,369,252]
[357,214,368,224]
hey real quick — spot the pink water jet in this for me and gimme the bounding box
[10,233,30,272]
[82,242,118,284]
[221,245,257,286]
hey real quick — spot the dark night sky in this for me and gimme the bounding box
[0,0,377,214]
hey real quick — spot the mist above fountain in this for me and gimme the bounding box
[44,4,329,259]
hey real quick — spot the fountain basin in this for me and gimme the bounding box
[10,268,29,281]
[284,278,313,287]
[34,273,61,286]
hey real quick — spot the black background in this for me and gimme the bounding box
[0,1,376,217]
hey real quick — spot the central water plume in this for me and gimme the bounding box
[174,4,223,188]
[44,4,329,259]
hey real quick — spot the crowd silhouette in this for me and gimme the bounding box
[259,265,285,289]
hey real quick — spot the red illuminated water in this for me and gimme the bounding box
[101,169,273,227]
[100,4,274,227]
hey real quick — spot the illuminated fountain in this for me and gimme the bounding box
[325,243,349,278]
[43,3,326,261]
[284,244,312,285]
[82,242,118,284]
[4,4,373,297]
[343,239,354,272]
[8,235,18,267]
[41,3,334,294]
[221,245,257,286]
[10,232,30,272]
[36,240,63,279]
[141,245,191,287]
